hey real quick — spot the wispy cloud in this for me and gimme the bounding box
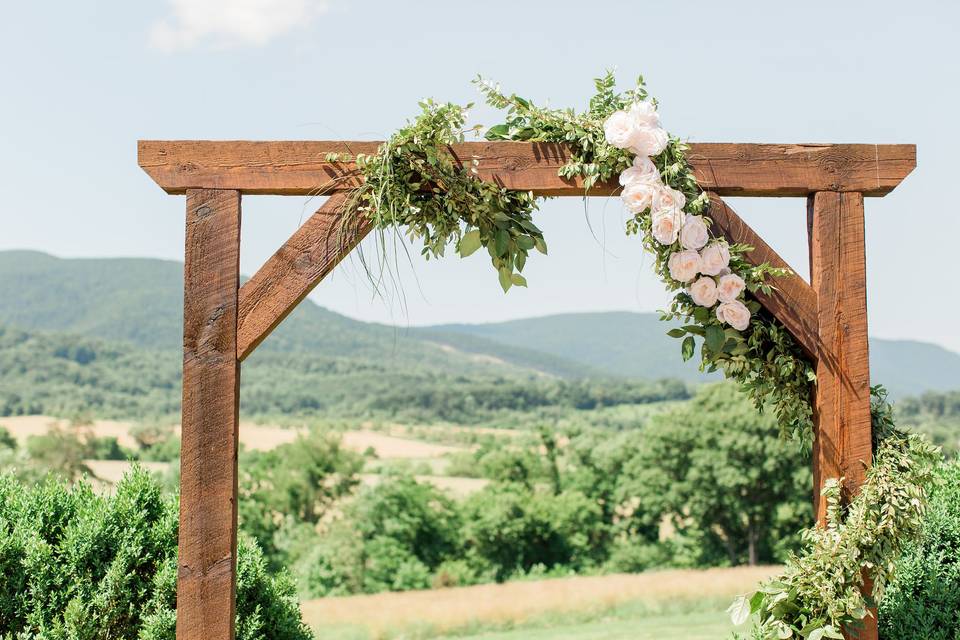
[149,0,330,52]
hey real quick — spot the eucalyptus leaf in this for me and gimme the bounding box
[498,268,512,292]
[458,230,482,257]
[494,229,510,257]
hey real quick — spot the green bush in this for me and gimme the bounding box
[0,467,312,640]
[463,483,604,581]
[879,460,960,639]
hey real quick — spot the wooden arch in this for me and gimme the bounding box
[138,140,916,640]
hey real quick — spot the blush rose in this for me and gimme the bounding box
[668,249,701,283]
[716,299,751,331]
[689,276,719,307]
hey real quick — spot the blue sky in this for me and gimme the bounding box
[1,1,958,352]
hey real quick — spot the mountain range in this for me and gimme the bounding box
[2,250,959,398]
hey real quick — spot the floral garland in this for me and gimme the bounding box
[333,72,939,639]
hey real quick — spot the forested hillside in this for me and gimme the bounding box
[0,325,688,424]
[3,250,960,397]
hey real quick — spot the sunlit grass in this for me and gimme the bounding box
[302,566,776,640]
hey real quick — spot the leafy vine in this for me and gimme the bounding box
[330,72,939,639]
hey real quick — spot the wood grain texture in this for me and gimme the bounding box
[807,191,876,640]
[808,191,872,516]
[237,193,370,361]
[138,141,916,198]
[706,193,818,359]
[178,189,241,640]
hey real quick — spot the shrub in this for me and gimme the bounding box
[351,473,462,572]
[463,483,604,580]
[0,467,312,640]
[879,460,960,639]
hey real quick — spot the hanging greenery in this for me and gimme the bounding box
[331,72,940,639]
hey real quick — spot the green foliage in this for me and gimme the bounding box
[239,430,363,568]
[293,473,464,597]
[735,389,942,639]
[352,473,462,571]
[338,99,544,292]
[462,483,604,581]
[628,384,810,567]
[879,460,960,638]
[896,389,960,456]
[476,71,640,191]
[0,467,311,640]
[25,423,96,482]
[0,324,689,428]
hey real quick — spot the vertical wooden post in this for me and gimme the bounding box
[808,191,876,640]
[178,189,242,640]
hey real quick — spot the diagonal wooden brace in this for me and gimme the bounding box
[237,193,371,360]
[705,192,819,359]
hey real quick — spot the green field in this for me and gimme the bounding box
[447,610,733,640]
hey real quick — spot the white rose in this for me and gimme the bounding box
[603,110,638,149]
[621,182,657,213]
[619,156,660,186]
[653,186,687,215]
[629,101,660,128]
[652,209,685,245]
[716,300,751,331]
[689,276,719,307]
[629,126,669,157]
[699,241,731,276]
[680,215,709,250]
[668,249,701,283]
[717,273,746,303]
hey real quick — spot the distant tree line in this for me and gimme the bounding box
[0,325,689,425]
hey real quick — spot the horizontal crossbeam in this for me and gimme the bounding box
[138,141,915,198]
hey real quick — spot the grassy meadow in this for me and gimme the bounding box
[300,567,777,639]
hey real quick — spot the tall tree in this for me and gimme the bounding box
[626,383,810,566]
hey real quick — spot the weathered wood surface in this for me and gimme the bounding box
[237,193,371,360]
[808,191,872,516]
[807,190,876,640]
[139,141,916,198]
[706,193,819,359]
[178,189,242,640]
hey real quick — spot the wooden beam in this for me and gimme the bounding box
[178,189,241,640]
[138,141,916,198]
[808,191,872,515]
[706,193,819,359]
[237,193,371,361]
[808,191,876,640]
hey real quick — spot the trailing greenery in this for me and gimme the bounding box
[731,389,941,639]
[330,99,545,293]
[0,467,311,640]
